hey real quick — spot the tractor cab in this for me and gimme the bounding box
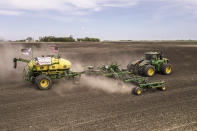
[145,52,162,61]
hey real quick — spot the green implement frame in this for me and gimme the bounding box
[84,64,166,95]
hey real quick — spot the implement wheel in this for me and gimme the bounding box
[144,65,155,77]
[134,87,142,95]
[159,86,167,91]
[161,63,172,75]
[35,75,52,90]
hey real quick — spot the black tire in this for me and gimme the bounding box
[35,75,52,90]
[161,63,172,75]
[138,66,144,75]
[144,65,155,77]
[127,63,142,75]
[127,63,134,72]
[133,87,142,95]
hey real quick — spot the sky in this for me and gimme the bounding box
[0,0,197,40]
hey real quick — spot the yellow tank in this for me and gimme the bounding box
[28,56,71,71]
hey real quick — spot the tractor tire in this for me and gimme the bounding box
[127,63,142,75]
[133,87,142,95]
[158,86,167,91]
[35,75,52,90]
[139,66,144,75]
[144,65,155,77]
[127,63,134,72]
[161,63,172,75]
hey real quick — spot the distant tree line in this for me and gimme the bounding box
[39,36,75,42]
[13,36,100,42]
[77,37,100,42]
[38,36,100,42]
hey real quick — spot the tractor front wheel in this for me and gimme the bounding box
[161,64,172,75]
[144,65,155,77]
[35,75,52,90]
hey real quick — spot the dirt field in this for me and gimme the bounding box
[0,42,197,131]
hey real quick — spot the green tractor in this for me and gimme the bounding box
[127,52,172,77]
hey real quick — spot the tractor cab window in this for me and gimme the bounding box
[145,54,158,60]
[152,55,157,60]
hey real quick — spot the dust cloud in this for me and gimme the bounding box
[53,61,134,96]
[80,75,134,94]
[53,79,78,97]
[70,62,84,72]
[0,43,28,84]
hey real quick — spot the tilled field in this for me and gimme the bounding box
[0,42,197,131]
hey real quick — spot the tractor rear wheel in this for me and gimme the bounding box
[127,63,143,75]
[127,63,134,72]
[35,75,52,90]
[161,63,172,75]
[144,65,155,77]
[139,66,144,75]
[133,87,142,95]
